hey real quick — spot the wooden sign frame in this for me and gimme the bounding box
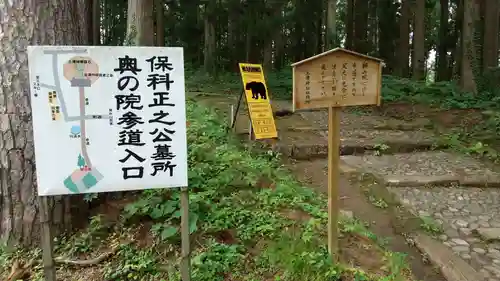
[291,48,384,259]
[292,48,383,111]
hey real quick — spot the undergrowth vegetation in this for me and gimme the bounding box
[1,99,414,281]
[185,68,500,109]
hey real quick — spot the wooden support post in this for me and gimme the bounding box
[327,106,341,259]
[180,187,191,281]
[39,196,56,281]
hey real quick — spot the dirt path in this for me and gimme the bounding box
[192,93,447,281]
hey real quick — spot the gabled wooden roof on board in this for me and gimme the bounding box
[291,48,385,67]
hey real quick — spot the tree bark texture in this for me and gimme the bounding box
[460,0,478,93]
[412,0,426,80]
[93,0,101,45]
[204,1,216,72]
[155,0,165,46]
[326,0,337,50]
[436,0,449,81]
[126,0,155,46]
[345,0,354,49]
[482,0,499,71]
[0,0,90,247]
[396,0,410,77]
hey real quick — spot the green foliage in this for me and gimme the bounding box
[260,232,343,281]
[184,69,500,110]
[55,215,107,256]
[1,100,414,280]
[123,189,199,241]
[419,216,443,235]
[185,68,293,100]
[102,244,159,280]
[117,100,412,280]
[191,240,245,281]
[380,75,500,109]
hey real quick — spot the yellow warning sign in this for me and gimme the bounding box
[238,63,277,140]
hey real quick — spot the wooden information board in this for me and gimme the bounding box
[291,48,383,259]
[292,48,383,110]
[238,63,278,139]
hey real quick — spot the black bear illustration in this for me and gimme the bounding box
[245,81,267,100]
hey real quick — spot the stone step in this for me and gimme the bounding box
[341,151,500,188]
[299,110,433,131]
[241,128,444,159]
[414,233,484,281]
[389,185,500,280]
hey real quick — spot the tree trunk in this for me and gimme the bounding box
[460,0,478,93]
[353,0,369,54]
[0,0,90,247]
[92,0,101,45]
[345,0,354,49]
[450,0,463,79]
[326,0,337,50]
[482,0,499,71]
[126,0,155,46]
[412,0,425,80]
[436,0,449,81]
[396,0,410,77]
[203,1,216,73]
[378,0,397,73]
[263,42,273,70]
[273,13,285,70]
[155,0,165,46]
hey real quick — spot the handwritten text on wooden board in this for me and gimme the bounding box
[293,49,382,110]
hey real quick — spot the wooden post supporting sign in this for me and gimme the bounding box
[327,106,340,256]
[180,187,191,281]
[39,196,56,281]
[291,48,383,259]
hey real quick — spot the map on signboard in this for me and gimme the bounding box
[27,46,188,196]
[238,63,277,140]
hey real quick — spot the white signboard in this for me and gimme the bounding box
[27,46,188,196]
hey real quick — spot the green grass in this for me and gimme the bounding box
[0,99,415,281]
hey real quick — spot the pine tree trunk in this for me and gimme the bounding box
[436,0,449,81]
[460,0,478,93]
[93,0,101,45]
[203,1,216,73]
[482,0,499,71]
[126,0,155,46]
[0,0,90,247]
[353,0,369,54]
[155,0,165,46]
[396,0,410,77]
[345,0,354,49]
[326,0,337,50]
[450,0,463,79]
[412,0,425,80]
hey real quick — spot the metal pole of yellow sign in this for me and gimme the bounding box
[248,118,253,140]
[230,91,245,131]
